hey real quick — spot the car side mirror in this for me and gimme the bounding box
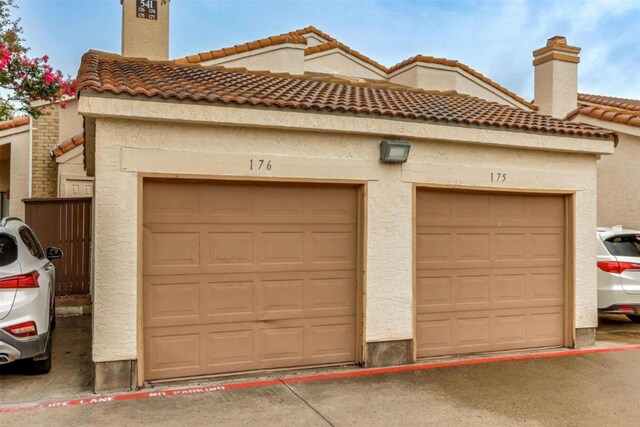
[46,247,63,261]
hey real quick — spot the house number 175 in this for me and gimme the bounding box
[491,172,507,183]
[250,159,272,171]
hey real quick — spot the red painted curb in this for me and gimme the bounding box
[2,344,640,414]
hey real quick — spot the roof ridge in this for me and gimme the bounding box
[388,55,537,111]
[305,40,389,73]
[578,93,640,112]
[567,104,640,129]
[290,26,336,42]
[175,32,307,65]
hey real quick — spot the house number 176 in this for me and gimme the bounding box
[250,159,272,171]
[491,172,507,183]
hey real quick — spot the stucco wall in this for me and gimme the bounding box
[200,45,306,75]
[0,128,29,219]
[304,51,387,80]
[597,132,640,229]
[390,64,527,110]
[59,98,83,142]
[88,108,601,363]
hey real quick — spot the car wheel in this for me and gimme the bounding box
[28,335,52,375]
[626,315,640,323]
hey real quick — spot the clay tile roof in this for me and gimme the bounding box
[77,50,616,144]
[290,26,336,42]
[578,93,640,112]
[49,133,84,158]
[0,116,29,131]
[389,55,537,111]
[305,40,388,73]
[567,104,640,130]
[175,32,307,64]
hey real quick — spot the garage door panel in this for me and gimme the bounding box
[143,181,201,222]
[416,189,565,358]
[144,181,358,380]
[206,329,255,370]
[416,307,564,358]
[145,280,200,324]
[145,331,202,379]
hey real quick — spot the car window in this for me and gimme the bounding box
[19,227,45,259]
[604,235,640,257]
[0,233,18,267]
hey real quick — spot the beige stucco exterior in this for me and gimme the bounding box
[568,115,640,229]
[389,63,531,110]
[59,98,84,142]
[80,94,611,364]
[56,145,94,198]
[121,0,169,60]
[200,44,306,75]
[0,124,30,219]
[304,50,387,80]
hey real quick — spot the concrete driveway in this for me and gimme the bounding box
[3,314,640,426]
[0,315,93,404]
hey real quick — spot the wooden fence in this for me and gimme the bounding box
[24,197,92,296]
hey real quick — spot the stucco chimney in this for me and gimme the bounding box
[121,0,169,60]
[533,36,580,118]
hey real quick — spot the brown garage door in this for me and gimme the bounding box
[143,180,358,381]
[416,189,565,358]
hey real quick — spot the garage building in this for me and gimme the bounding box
[79,1,617,391]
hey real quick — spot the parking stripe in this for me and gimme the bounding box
[3,344,640,414]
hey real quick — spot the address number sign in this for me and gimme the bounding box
[136,0,158,20]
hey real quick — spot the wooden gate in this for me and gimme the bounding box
[24,197,92,296]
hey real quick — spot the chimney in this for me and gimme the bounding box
[121,0,169,60]
[533,36,580,118]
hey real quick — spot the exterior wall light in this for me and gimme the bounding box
[380,140,411,163]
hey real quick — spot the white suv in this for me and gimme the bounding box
[597,226,640,322]
[0,217,62,374]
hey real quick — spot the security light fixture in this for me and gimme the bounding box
[380,140,411,163]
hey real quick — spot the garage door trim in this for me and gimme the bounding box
[412,184,575,361]
[136,176,368,386]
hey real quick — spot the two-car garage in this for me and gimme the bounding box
[141,179,568,382]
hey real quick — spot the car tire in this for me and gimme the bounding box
[28,335,52,375]
[626,315,640,323]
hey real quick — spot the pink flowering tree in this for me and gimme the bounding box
[0,0,75,120]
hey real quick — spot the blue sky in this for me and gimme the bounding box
[16,0,640,101]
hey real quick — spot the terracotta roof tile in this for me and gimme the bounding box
[0,116,29,131]
[175,33,307,64]
[178,27,533,110]
[290,26,336,42]
[77,50,616,143]
[305,41,388,73]
[389,55,537,110]
[50,133,84,157]
[567,104,640,129]
[578,93,640,112]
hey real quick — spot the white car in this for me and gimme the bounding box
[597,226,640,322]
[0,217,62,374]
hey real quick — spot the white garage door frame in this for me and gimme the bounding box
[135,174,368,386]
[412,183,576,362]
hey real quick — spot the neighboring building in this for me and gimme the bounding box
[566,95,640,229]
[0,97,92,219]
[78,0,617,392]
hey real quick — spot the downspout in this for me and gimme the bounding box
[28,117,33,198]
